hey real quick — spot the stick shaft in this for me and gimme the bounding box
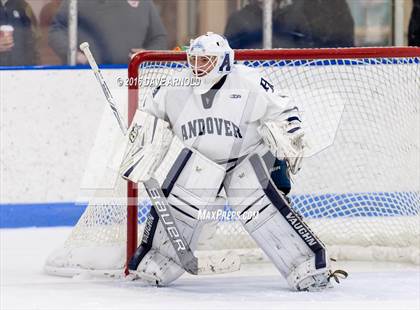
[144,178,199,275]
[80,43,127,134]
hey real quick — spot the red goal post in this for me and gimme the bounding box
[126,47,420,269]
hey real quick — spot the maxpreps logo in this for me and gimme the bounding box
[198,209,259,221]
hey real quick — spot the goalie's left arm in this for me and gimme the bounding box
[257,88,306,175]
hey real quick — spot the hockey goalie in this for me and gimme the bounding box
[119,32,346,291]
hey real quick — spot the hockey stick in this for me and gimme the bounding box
[144,179,198,274]
[80,42,239,276]
[79,42,127,134]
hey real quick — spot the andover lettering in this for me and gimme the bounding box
[180,117,243,140]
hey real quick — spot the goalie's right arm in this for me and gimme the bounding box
[118,81,174,181]
[119,109,173,182]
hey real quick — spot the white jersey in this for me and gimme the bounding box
[143,65,292,164]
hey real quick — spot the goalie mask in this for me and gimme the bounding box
[187,32,234,94]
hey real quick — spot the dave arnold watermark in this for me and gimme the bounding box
[117,76,201,87]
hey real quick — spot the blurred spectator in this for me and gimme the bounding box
[302,0,354,47]
[347,0,389,46]
[0,0,39,66]
[409,0,420,46]
[224,0,313,49]
[39,0,61,64]
[49,0,167,65]
[40,0,61,24]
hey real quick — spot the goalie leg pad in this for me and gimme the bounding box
[131,249,185,286]
[224,146,329,291]
[129,138,225,285]
[286,258,331,291]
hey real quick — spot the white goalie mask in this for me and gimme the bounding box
[187,32,234,94]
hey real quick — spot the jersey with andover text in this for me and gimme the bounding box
[143,64,292,165]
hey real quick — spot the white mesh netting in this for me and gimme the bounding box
[45,50,420,276]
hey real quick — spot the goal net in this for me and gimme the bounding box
[45,47,420,277]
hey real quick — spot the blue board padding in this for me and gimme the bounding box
[292,192,419,218]
[136,191,419,223]
[1,191,418,228]
[0,202,87,228]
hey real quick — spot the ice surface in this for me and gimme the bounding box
[1,227,419,310]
